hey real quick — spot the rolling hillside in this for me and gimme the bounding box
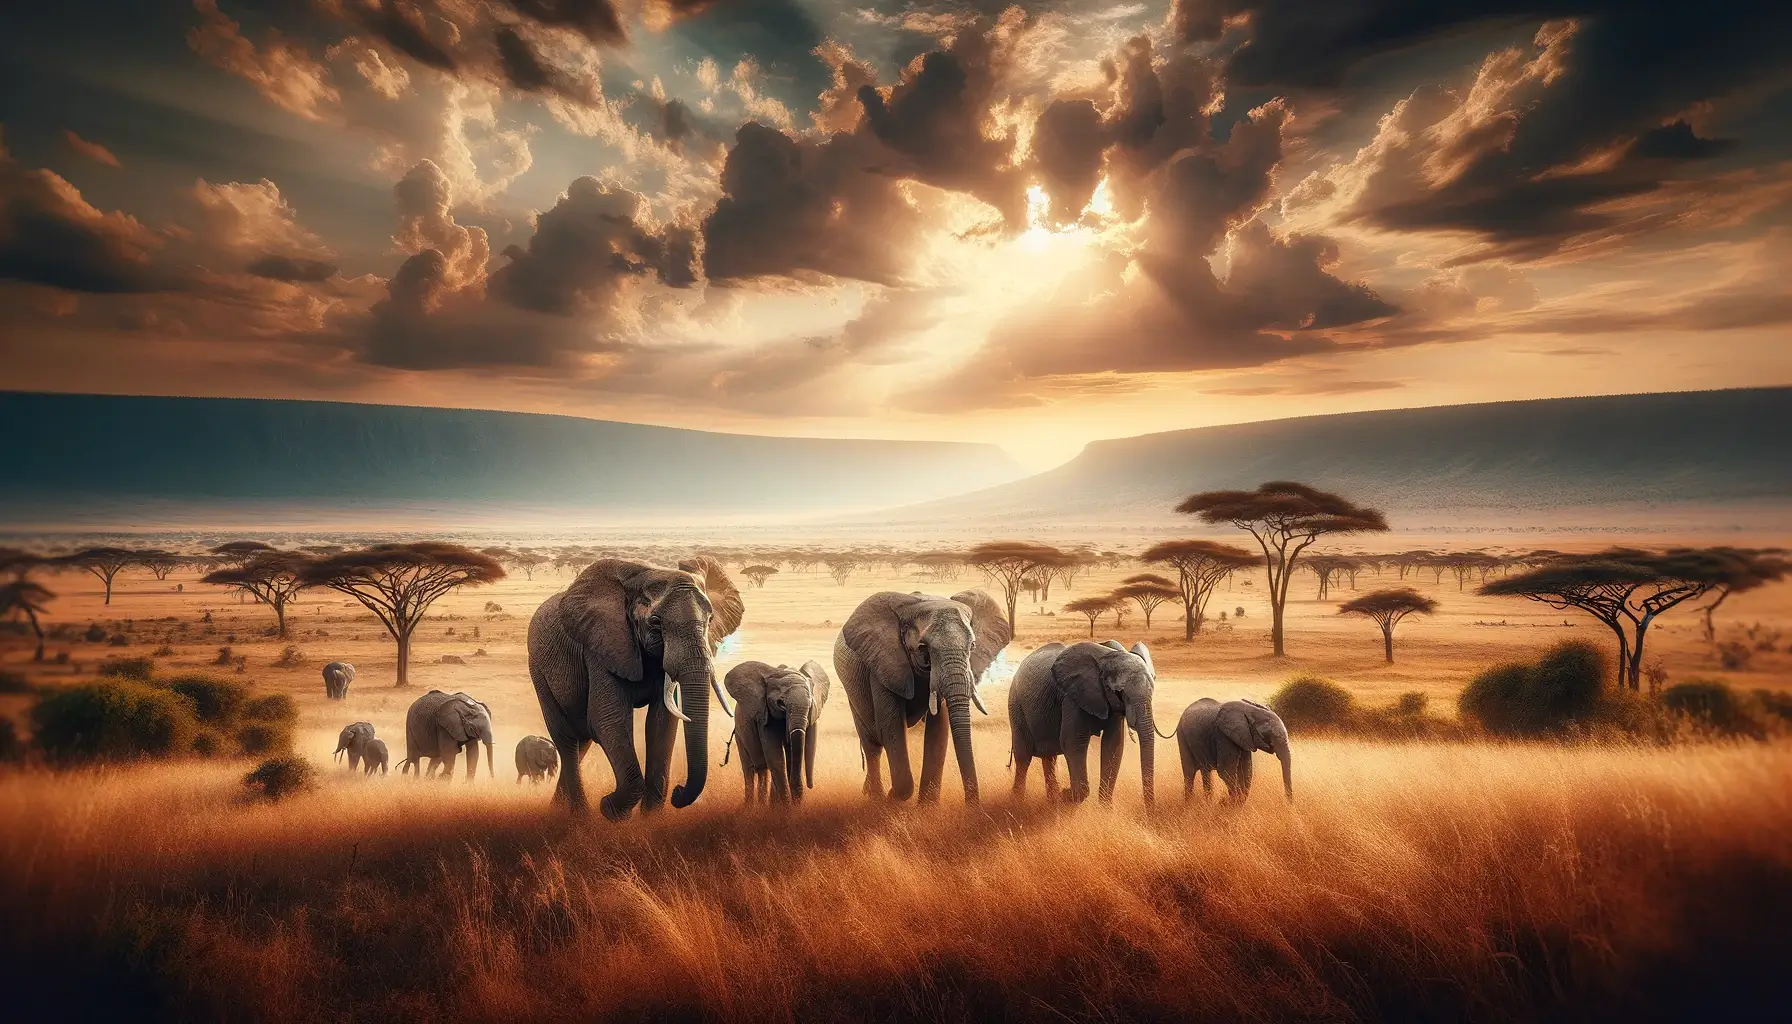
[0,393,1023,524]
[877,388,1792,529]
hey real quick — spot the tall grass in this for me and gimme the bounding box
[2,741,1790,1020]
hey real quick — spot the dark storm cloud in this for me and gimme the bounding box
[501,0,626,45]
[363,248,577,369]
[0,137,163,293]
[490,175,695,315]
[1030,99,1105,224]
[246,253,338,282]
[349,0,460,72]
[1224,221,1399,330]
[494,27,556,92]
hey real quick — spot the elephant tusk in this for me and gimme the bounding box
[928,682,939,717]
[711,674,735,718]
[970,688,989,716]
[664,673,691,723]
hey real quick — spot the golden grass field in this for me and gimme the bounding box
[3,541,1791,1019]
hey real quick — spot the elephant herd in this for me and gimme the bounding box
[326,557,1294,815]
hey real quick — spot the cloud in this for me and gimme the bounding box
[0,130,163,293]
[392,158,491,287]
[501,0,626,46]
[63,131,121,168]
[1203,379,1404,397]
[346,0,459,72]
[491,176,696,314]
[188,0,340,121]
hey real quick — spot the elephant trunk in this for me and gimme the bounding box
[485,737,495,779]
[669,656,712,808]
[785,690,811,800]
[1272,729,1293,802]
[465,737,480,781]
[1133,702,1157,806]
[937,657,978,802]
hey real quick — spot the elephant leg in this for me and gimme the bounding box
[1063,730,1094,804]
[538,688,590,812]
[739,746,756,806]
[438,743,459,783]
[861,738,885,799]
[1012,752,1031,802]
[755,770,769,804]
[1098,725,1125,805]
[1041,756,1061,803]
[1200,768,1213,800]
[879,703,915,802]
[1218,747,1251,803]
[587,686,644,821]
[916,709,949,804]
[348,752,361,772]
[640,702,677,812]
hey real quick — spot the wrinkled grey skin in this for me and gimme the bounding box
[726,660,830,806]
[333,721,376,771]
[398,690,495,781]
[527,557,744,818]
[362,737,388,776]
[1176,698,1293,803]
[322,662,356,700]
[835,590,1011,804]
[1009,640,1165,805]
[515,735,560,784]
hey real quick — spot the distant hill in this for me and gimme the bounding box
[0,393,1023,524]
[878,389,1792,529]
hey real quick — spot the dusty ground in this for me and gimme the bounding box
[3,536,1788,801]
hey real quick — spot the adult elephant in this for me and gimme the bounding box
[363,738,389,776]
[1009,640,1168,805]
[725,660,830,806]
[527,557,744,818]
[333,721,376,771]
[1175,698,1293,803]
[398,690,495,781]
[835,589,1010,804]
[515,735,559,784]
[322,662,356,700]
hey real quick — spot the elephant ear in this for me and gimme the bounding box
[1130,642,1155,677]
[1051,644,1110,720]
[724,663,769,728]
[843,592,918,700]
[561,560,646,682]
[1217,701,1254,752]
[1099,640,1126,652]
[344,664,356,681]
[441,698,476,745]
[800,659,831,713]
[680,556,744,652]
[950,588,1012,682]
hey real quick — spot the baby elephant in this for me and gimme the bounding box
[334,721,376,771]
[1175,698,1292,803]
[322,661,356,700]
[1009,640,1167,805]
[515,735,560,785]
[724,660,830,806]
[362,738,389,776]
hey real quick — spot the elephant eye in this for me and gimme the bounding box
[648,614,662,630]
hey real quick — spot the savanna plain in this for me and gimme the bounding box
[3,532,1791,1021]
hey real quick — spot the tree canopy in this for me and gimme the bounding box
[58,547,139,605]
[1337,587,1438,663]
[299,543,505,686]
[202,551,316,639]
[967,541,1074,630]
[1062,595,1117,637]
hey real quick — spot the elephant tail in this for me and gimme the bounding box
[1154,721,1176,740]
[721,731,734,767]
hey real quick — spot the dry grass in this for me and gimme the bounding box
[4,740,1790,1021]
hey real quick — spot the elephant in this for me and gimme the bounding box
[516,735,560,785]
[1175,698,1293,803]
[1008,640,1168,806]
[527,557,744,818]
[363,738,389,776]
[333,721,376,771]
[834,589,1011,804]
[322,662,356,700]
[724,660,830,806]
[397,690,495,781]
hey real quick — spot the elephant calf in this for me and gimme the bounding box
[334,721,376,771]
[363,738,389,776]
[322,661,356,700]
[724,660,830,806]
[1175,698,1292,803]
[1008,640,1167,805]
[516,735,560,784]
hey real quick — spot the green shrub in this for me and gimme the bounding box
[29,682,199,763]
[191,731,224,757]
[1753,689,1792,724]
[1458,640,1619,737]
[236,721,294,756]
[1268,675,1358,732]
[162,674,249,726]
[1393,691,1429,717]
[241,693,298,724]
[82,624,107,643]
[1661,680,1769,739]
[97,657,155,682]
[242,756,317,801]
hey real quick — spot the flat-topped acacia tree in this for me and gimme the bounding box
[967,541,1074,631]
[202,551,316,639]
[300,543,505,686]
[1178,482,1389,656]
[1141,539,1261,640]
[741,565,779,588]
[59,547,139,606]
[1113,575,1180,630]
[0,579,54,660]
[1681,547,1787,642]
[1338,587,1438,663]
[1063,595,1117,638]
[210,541,276,567]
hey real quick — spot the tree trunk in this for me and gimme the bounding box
[28,609,43,661]
[1382,626,1394,663]
[274,600,288,639]
[395,628,411,687]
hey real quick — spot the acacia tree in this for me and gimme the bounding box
[1141,539,1259,640]
[210,541,275,567]
[1482,548,1743,690]
[966,541,1073,631]
[742,564,779,588]
[300,543,505,686]
[202,551,315,639]
[1682,547,1788,642]
[1338,588,1437,663]
[0,579,55,660]
[1063,596,1116,638]
[60,547,139,605]
[136,549,184,581]
[1178,482,1389,656]
[825,555,862,586]
[1306,555,1355,600]
[1113,575,1179,629]
[912,551,964,582]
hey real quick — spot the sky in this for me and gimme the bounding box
[0,1,1788,470]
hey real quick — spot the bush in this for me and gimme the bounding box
[236,722,294,756]
[213,646,233,666]
[97,656,155,682]
[29,682,199,763]
[82,624,107,643]
[0,717,22,763]
[191,731,223,757]
[107,635,129,646]
[242,693,298,724]
[273,645,305,668]
[1269,676,1357,732]
[1393,691,1429,717]
[1716,642,1752,670]
[1660,681,1770,739]
[163,674,249,726]
[152,645,175,657]
[1754,689,1792,725]
[242,756,317,801]
[0,671,34,694]
[1458,639,1617,737]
